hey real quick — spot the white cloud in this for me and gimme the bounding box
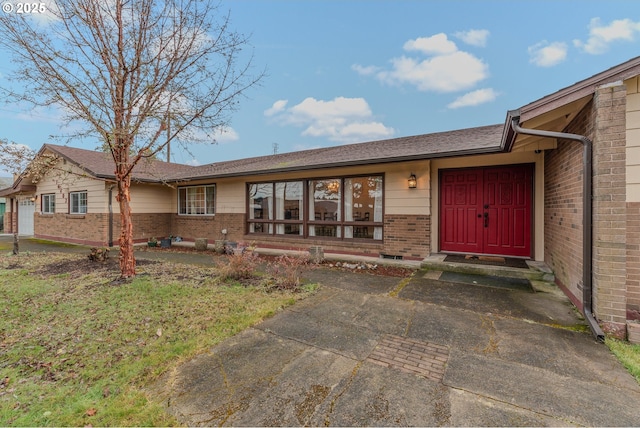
[403,33,458,55]
[528,41,568,67]
[264,99,288,117]
[351,64,380,76]
[447,88,498,109]
[212,126,239,143]
[356,33,488,93]
[454,29,490,47]
[266,96,395,144]
[377,51,488,92]
[574,18,640,54]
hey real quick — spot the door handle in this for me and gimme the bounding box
[484,212,489,228]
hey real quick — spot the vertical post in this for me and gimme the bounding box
[12,232,18,255]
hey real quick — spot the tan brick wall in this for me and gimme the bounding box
[626,202,640,321]
[383,214,430,259]
[592,83,628,335]
[544,104,590,309]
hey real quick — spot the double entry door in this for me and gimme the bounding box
[439,164,533,258]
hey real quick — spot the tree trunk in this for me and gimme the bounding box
[116,173,136,278]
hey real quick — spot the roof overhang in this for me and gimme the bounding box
[503,56,640,149]
[0,184,36,197]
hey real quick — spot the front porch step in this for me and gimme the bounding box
[421,254,555,283]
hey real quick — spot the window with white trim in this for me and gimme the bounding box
[41,194,55,214]
[69,191,87,214]
[178,185,215,215]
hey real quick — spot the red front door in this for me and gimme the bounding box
[440,164,533,257]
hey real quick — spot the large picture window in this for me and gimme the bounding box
[178,185,215,215]
[248,181,303,235]
[69,191,87,214]
[247,175,383,241]
[41,193,55,214]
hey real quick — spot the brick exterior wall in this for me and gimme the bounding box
[383,214,430,259]
[592,83,628,337]
[171,213,245,243]
[35,213,109,246]
[544,105,589,310]
[116,213,172,243]
[4,211,16,234]
[543,83,630,337]
[169,213,431,260]
[627,202,640,321]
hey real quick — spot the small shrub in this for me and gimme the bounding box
[88,247,110,262]
[265,254,313,290]
[217,250,260,281]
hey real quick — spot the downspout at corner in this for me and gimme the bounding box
[508,110,605,342]
[108,185,114,247]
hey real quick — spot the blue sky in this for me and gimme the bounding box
[1,0,639,176]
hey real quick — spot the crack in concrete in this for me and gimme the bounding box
[323,361,363,427]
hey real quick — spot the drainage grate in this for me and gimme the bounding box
[367,334,449,381]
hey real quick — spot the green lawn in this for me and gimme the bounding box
[0,251,314,426]
[607,338,640,384]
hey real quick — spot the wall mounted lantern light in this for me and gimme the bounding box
[408,173,417,189]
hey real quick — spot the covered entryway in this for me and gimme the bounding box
[439,164,533,258]
[18,197,35,235]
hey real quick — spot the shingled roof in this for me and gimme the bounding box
[19,125,505,184]
[42,144,198,182]
[181,124,505,180]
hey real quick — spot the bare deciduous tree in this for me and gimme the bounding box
[0,0,263,278]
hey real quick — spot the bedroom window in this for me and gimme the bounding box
[42,193,55,214]
[69,191,87,214]
[178,185,215,215]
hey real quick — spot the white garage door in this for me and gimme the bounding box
[18,198,35,235]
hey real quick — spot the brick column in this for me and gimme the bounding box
[592,82,627,337]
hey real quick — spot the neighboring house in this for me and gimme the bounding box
[0,177,12,232]
[2,56,639,340]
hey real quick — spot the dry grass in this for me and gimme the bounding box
[0,251,315,426]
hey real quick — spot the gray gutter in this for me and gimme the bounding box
[508,110,605,342]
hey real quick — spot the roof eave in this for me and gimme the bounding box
[176,146,505,182]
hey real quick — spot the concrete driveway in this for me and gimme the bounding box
[151,268,640,427]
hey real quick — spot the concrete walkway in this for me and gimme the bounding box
[151,268,640,426]
[3,235,640,425]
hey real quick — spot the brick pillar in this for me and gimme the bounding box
[592,82,627,337]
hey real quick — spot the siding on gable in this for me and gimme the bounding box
[35,159,108,214]
[627,77,640,202]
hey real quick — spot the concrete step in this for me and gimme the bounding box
[421,254,555,283]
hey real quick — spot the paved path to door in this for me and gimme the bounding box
[151,268,640,426]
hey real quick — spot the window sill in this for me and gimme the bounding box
[66,214,86,219]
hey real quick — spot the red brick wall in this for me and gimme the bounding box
[383,214,430,259]
[171,213,245,243]
[169,213,430,260]
[116,213,172,243]
[4,211,16,234]
[35,212,173,246]
[35,213,108,246]
[627,202,640,321]
[592,83,628,336]
[544,105,590,309]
